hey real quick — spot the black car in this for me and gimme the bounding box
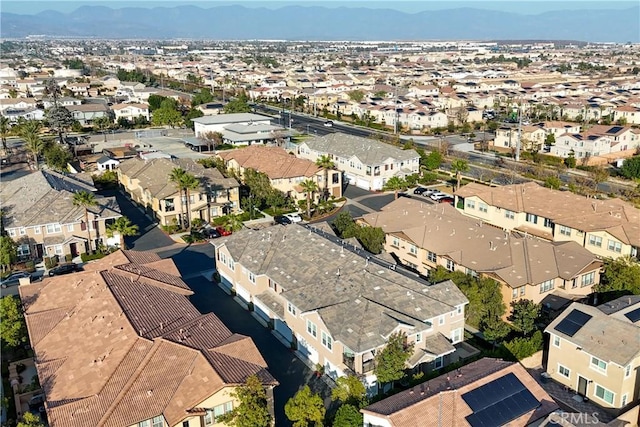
[0,271,31,288]
[274,215,292,225]
[413,187,428,195]
[203,228,221,239]
[48,263,80,277]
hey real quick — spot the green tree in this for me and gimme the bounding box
[200,131,224,152]
[374,332,413,389]
[620,156,640,180]
[543,175,562,190]
[374,90,387,98]
[43,143,72,172]
[300,179,318,218]
[422,151,443,171]
[17,412,44,427]
[45,106,74,143]
[544,133,556,148]
[218,375,271,427]
[152,105,182,128]
[482,318,511,348]
[451,159,469,191]
[93,116,112,142]
[348,90,365,103]
[192,88,215,107]
[184,108,204,130]
[564,150,577,168]
[147,94,169,111]
[315,155,335,201]
[357,226,385,254]
[0,115,10,152]
[222,214,244,232]
[0,295,27,348]
[284,385,325,427]
[333,404,363,427]
[224,98,251,113]
[508,299,541,336]
[169,168,199,230]
[0,235,17,273]
[106,217,139,249]
[597,256,640,295]
[332,212,358,239]
[72,191,98,253]
[382,176,407,199]
[589,166,609,192]
[22,127,44,169]
[331,375,367,407]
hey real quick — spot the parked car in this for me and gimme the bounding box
[28,393,45,410]
[215,226,232,236]
[438,197,455,205]
[284,213,302,223]
[431,192,452,201]
[48,263,80,277]
[203,228,221,239]
[324,121,333,127]
[0,271,31,288]
[274,215,292,225]
[413,187,428,195]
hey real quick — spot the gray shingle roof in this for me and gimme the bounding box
[303,132,420,165]
[192,113,269,125]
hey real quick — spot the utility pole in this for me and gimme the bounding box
[515,100,522,162]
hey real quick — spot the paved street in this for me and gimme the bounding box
[158,244,334,426]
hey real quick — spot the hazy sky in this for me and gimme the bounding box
[2,0,638,15]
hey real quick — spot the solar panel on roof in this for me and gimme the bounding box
[607,126,623,134]
[624,307,640,323]
[555,309,592,337]
[462,373,540,427]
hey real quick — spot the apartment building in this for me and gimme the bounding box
[213,224,468,394]
[362,358,559,427]
[296,133,420,191]
[118,158,240,227]
[455,182,640,260]
[361,198,601,313]
[216,145,342,202]
[0,170,122,258]
[20,249,277,427]
[545,297,640,413]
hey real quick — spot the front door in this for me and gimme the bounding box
[69,242,78,257]
[35,244,44,259]
[577,376,588,396]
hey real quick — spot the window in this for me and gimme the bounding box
[446,259,455,272]
[248,272,256,284]
[558,364,570,378]
[581,272,595,287]
[415,332,422,343]
[607,239,622,253]
[456,305,463,315]
[321,331,333,350]
[594,385,614,405]
[152,416,165,427]
[165,198,175,212]
[466,200,475,210]
[427,251,437,263]
[17,244,30,257]
[66,223,74,232]
[434,356,443,369]
[332,173,339,184]
[544,218,553,228]
[34,226,41,234]
[19,227,26,235]
[206,402,233,425]
[46,223,62,234]
[590,356,607,373]
[392,237,399,247]
[504,210,515,220]
[409,244,417,256]
[553,335,560,348]
[54,245,63,255]
[438,315,445,326]
[622,393,628,407]
[450,328,462,343]
[306,320,317,338]
[478,203,488,213]
[520,286,526,296]
[540,279,554,293]
[512,288,518,300]
[287,302,297,317]
[526,213,538,224]
[589,235,602,247]
[624,364,631,378]
[559,225,571,236]
[138,421,151,427]
[7,229,16,237]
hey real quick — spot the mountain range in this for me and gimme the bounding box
[1,5,638,42]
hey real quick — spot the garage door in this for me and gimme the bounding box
[324,360,344,381]
[356,177,370,190]
[296,334,319,364]
[274,319,293,344]
[253,299,271,323]
[345,174,356,184]
[235,285,251,304]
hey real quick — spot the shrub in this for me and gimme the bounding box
[44,256,58,269]
[81,252,106,263]
[65,254,73,262]
[24,261,35,273]
[502,330,543,360]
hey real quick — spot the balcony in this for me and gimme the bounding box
[342,354,375,374]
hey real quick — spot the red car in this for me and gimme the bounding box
[215,226,232,236]
[438,197,454,205]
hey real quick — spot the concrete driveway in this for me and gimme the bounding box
[157,244,334,425]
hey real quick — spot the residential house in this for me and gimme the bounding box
[117,157,240,227]
[545,297,640,414]
[494,125,547,151]
[455,182,640,260]
[67,103,110,126]
[20,249,277,427]
[196,102,225,116]
[1,107,45,123]
[216,145,343,202]
[362,358,559,427]
[213,224,469,394]
[192,113,272,138]
[361,198,602,315]
[296,133,420,191]
[0,98,37,113]
[613,105,640,125]
[112,102,150,122]
[552,132,613,160]
[96,155,120,172]
[0,170,122,258]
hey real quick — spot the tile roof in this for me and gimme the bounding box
[546,302,640,366]
[302,132,419,165]
[20,250,276,427]
[217,145,322,179]
[362,358,559,426]
[456,182,640,247]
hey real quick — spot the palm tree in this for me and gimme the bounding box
[451,159,470,191]
[383,176,407,199]
[20,121,44,169]
[106,217,139,249]
[73,191,98,253]
[0,116,10,153]
[93,116,112,142]
[169,167,200,231]
[300,179,318,219]
[315,155,335,201]
[223,214,244,232]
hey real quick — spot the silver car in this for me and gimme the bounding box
[0,271,32,288]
